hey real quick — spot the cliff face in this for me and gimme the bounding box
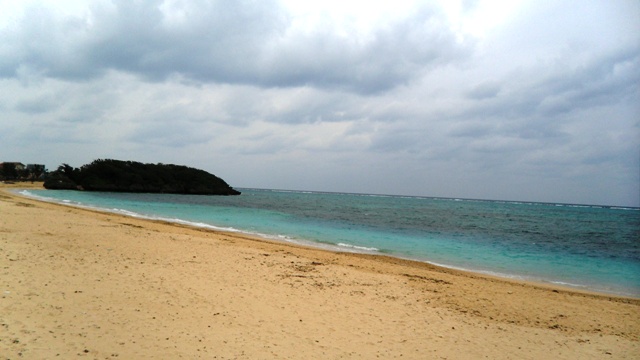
[44,159,241,195]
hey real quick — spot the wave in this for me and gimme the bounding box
[611,206,640,211]
[19,190,84,207]
[420,259,640,297]
[336,242,379,252]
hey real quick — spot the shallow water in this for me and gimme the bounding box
[22,188,640,297]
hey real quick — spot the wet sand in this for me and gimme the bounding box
[1,183,639,359]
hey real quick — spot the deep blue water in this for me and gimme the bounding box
[21,188,640,297]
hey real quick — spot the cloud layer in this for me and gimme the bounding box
[1,0,639,206]
[1,0,469,93]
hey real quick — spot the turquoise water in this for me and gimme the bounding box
[20,188,640,297]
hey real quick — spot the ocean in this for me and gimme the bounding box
[19,188,640,297]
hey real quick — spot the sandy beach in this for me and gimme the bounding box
[1,183,638,359]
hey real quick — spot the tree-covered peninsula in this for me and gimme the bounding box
[44,159,241,195]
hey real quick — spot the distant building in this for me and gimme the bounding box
[0,162,26,171]
[0,162,25,181]
[27,164,46,180]
[26,164,45,172]
[1,162,46,181]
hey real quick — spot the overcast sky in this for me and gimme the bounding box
[1,0,638,206]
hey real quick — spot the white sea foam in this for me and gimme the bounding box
[166,218,243,233]
[419,259,640,297]
[14,189,296,245]
[611,206,639,211]
[20,190,39,198]
[548,280,590,289]
[17,190,82,207]
[110,208,144,218]
[336,243,379,252]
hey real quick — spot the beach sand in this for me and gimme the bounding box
[1,183,639,359]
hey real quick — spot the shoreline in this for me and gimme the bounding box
[13,184,639,300]
[2,182,639,358]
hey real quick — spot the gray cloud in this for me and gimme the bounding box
[14,95,60,114]
[466,81,500,100]
[1,1,638,206]
[259,5,471,93]
[0,0,470,94]
[354,43,640,192]
[128,121,214,148]
[445,47,640,144]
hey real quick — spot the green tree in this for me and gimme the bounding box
[2,163,18,180]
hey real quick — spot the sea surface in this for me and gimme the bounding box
[20,188,640,297]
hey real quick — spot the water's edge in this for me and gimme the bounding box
[13,188,639,299]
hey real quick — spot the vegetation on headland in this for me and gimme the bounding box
[43,159,241,195]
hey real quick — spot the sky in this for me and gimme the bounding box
[1,0,639,206]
